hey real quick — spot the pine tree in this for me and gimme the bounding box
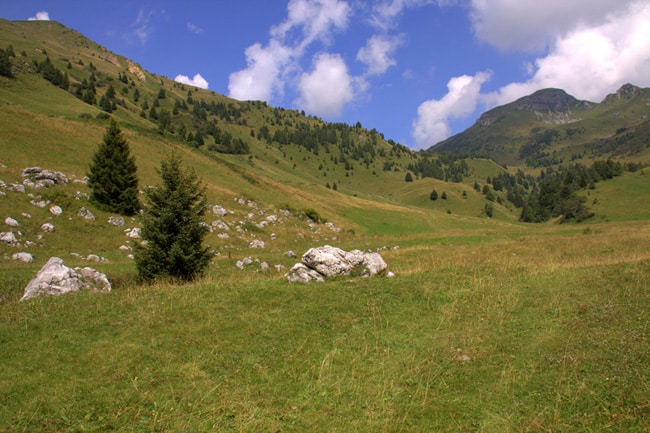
[135,154,211,282]
[87,120,140,215]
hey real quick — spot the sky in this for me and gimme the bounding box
[1,0,649,150]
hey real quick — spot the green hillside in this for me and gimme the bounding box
[1,19,649,433]
[433,85,650,168]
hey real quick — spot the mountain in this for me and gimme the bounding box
[432,84,650,168]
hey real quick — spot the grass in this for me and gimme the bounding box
[1,221,648,432]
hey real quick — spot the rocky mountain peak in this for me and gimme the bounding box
[516,88,586,113]
[602,83,642,103]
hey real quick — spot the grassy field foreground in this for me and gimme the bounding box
[1,221,648,432]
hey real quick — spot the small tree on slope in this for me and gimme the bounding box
[135,153,211,282]
[87,120,140,215]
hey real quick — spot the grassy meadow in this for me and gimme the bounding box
[1,19,649,432]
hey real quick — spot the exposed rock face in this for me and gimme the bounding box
[286,245,388,283]
[20,257,111,301]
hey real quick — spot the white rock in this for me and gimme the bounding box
[12,252,34,263]
[20,257,111,301]
[249,239,265,249]
[125,227,141,238]
[212,205,228,216]
[41,223,55,232]
[0,231,18,245]
[108,216,125,226]
[49,205,63,216]
[5,217,19,227]
[77,207,96,220]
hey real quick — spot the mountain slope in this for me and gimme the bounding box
[433,85,650,168]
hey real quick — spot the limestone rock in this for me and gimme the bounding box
[77,207,96,220]
[20,257,112,301]
[49,205,63,216]
[108,216,125,226]
[285,263,325,283]
[286,245,388,283]
[5,217,19,227]
[12,252,34,263]
[0,231,18,245]
[249,239,265,249]
[41,223,55,232]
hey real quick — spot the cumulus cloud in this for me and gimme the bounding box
[296,53,354,117]
[357,34,403,76]
[187,22,204,34]
[412,71,491,149]
[229,0,351,104]
[271,0,351,49]
[228,40,294,101]
[470,0,638,51]
[174,73,209,89]
[483,0,650,106]
[28,11,50,21]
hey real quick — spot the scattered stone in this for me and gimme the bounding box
[21,212,32,219]
[77,207,96,220]
[249,239,265,249]
[119,245,132,251]
[212,220,230,231]
[212,205,228,216]
[75,191,89,200]
[30,199,50,208]
[86,254,101,262]
[108,216,125,226]
[386,271,396,278]
[217,233,230,239]
[5,217,19,227]
[20,257,111,301]
[41,223,55,232]
[236,257,253,269]
[260,261,270,271]
[12,252,34,263]
[274,264,286,273]
[285,250,297,258]
[0,231,18,245]
[125,227,141,238]
[49,205,63,216]
[8,183,26,193]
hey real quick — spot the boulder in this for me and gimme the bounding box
[49,205,63,216]
[286,245,388,283]
[12,252,34,263]
[20,257,112,301]
[285,263,325,283]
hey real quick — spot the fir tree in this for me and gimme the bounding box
[135,154,211,282]
[87,120,140,215]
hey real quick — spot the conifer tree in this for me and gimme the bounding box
[87,120,140,215]
[135,153,211,282]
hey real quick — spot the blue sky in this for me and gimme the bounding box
[2,1,649,149]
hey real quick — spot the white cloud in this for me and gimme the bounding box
[412,71,491,149]
[228,40,294,101]
[484,1,650,106]
[357,34,403,76]
[187,22,204,34]
[470,0,638,51]
[296,53,354,117]
[174,73,209,89]
[271,0,351,49]
[229,0,352,104]
[131,9,157,45]
[28,11,50,21]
